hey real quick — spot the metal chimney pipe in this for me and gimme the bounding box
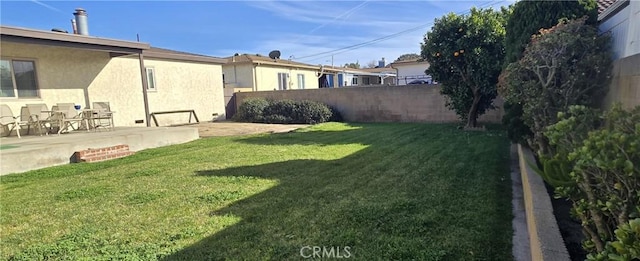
[71,19,78,34]
[73,8,89,35]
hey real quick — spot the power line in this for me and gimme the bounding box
[294,0,507,62]
[297,0,505,62]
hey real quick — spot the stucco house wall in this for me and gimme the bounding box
[222,63,255,89]
[254,65,319,91]
[599,0,640,109]
[1,41,226,130]
[342,73,356,87]
[0,41,147,128]
[392,62,432,85]
[144,58,225,125]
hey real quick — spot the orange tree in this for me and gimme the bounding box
[421,7,509,128]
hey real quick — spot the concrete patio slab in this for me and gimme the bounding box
[0,126,198,175]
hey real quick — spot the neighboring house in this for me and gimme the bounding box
[360,67,397,86]
[390,59,434,85]
[222,54,320,91]
[0,25,227,129]
[319,66,396,87]
[597,0,640,108]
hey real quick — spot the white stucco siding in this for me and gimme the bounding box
[89,57,146,127]
[0,42,146,127]
[342,73,356,86]
[394,63,431,85]
[143,58,225,125]
[255,66,319,91]
[222,63,255,89]
[0,41,224,129]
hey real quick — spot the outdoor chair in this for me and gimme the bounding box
[24,103,55,136]
[0,104,29,138]
[91,102,114,131]
[52,103,84,134]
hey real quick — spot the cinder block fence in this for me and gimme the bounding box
[234,85,504,123]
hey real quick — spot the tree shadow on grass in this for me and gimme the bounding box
[161,123,513,261]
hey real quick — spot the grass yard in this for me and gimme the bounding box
[0,122,513,260]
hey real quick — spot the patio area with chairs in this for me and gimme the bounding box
[0,125,200,175]
[1,102,115,138]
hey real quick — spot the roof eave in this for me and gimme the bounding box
[598,0,630,21]
[0,25,150,53]
[389,60,429,67]
[255,61,320,70]
[143,49,227,64]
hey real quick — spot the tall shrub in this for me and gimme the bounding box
[234,98,270,122]
[499,17,612,157]
[501,0,597,144]
[234,99,336,124]
[545,104,640,256]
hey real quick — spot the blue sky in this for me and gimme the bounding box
[1,0,513,67]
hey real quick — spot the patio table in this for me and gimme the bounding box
[79,109,99,131]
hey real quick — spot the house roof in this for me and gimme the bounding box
[597,0,629,21]
[0,25,150,53]
[321,65,365,73]
[320,65,396,76]
[597,0,617,13]
[389,58,429,68]
[225,54,320,70]
[144,47,227,64]
[1,25,226,64]
[361,67,396,73]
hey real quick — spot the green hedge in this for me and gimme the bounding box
[544,104,640,259]
[234,98,341,124]
[233,98,270,122]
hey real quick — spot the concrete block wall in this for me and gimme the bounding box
[603,53,640,110]
[517,144,570,261]
[235,85,505,123]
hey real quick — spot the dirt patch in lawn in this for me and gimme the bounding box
[195,121,310,138]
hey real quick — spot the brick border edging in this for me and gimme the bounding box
[517,144,571,261]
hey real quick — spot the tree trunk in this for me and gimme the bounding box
[580,171,612,246]
[466,95,481,128]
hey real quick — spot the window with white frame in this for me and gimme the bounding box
[297,74,305,89]
[146,67,156,91]
[277,72,289,90]
[0,59,39,98]
[352,77,358,85]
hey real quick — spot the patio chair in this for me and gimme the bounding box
[91,102,114,131]
[52,103,84,134]
[24,103,55,136]
[0,104,29,138]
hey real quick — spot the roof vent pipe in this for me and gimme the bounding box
[73,8,89,35]
[71,19,78,34]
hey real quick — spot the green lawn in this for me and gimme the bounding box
[0,122,513,260]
